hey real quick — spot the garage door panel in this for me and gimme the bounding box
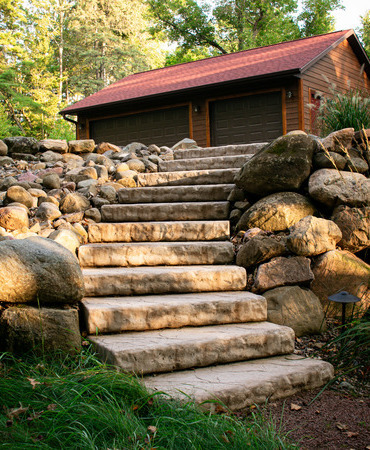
[210,92,282,146]
[90,106,189,147]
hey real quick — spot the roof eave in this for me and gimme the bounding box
[60,68,301,116]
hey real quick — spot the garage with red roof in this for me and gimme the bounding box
[61,30,370,147]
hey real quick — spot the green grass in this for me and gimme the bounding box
[0,348,298,449]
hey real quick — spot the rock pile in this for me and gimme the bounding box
[231,128,369,321]
[0,137,176,254]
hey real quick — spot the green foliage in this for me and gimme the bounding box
[149,0,344,64]
[360,10,370,54]
[316,86,370,134]
[0,348,298,449]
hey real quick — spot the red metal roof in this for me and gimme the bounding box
[62,30,352,114]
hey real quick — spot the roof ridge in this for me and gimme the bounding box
[125,29,352,78]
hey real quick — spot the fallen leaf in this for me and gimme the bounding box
[27,378,41,389]
[132,405,139,411]
[336,422,348,431]
[315,410,321,414]
[290,403,302,411]
[147,426,157,434]
[47,404,57,411]
[8,406,29,418]
[346,431,359,438]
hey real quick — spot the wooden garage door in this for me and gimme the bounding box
[210,92,283,146]
[90,106,189,147]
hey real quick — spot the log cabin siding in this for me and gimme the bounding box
[302,40,370,134]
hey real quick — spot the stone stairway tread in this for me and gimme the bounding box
[137,168,239,187]
[83,265,246,297]
[101,202,229,222]
[144,355,334,411]
[81,291,267,334]
[159,154,253,172]
[117,184,234,204]
[89,322,295,375]
[87,220,230,243]
[79,241,234,268]
[173,143,266,160]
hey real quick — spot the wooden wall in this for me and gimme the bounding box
[301,40,370,134]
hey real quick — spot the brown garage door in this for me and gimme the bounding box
[210,92,282,146]
[90,106,189,147]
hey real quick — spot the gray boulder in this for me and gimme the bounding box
[236,235,286,268]
[3,136,40,155]
[331,205,370,253]
[39,139,68,153]
[287,216,342,256]
[313,151,347,170]
[264,286,326,337]
[0,236,84,304]
[321,128,354,153]
[311,250,369,318]
[237,192,315,232]
[253,256,314,293]
[235,134,316,196]
[308,169,370,208]
[0,306,81,353]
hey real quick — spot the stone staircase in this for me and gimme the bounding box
[78,142,333,411]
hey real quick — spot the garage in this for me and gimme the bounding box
[210,91,283,146]
[90,106,189,147]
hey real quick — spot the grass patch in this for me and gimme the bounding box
[0,347,297,449]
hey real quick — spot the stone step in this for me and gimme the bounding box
[79,241,234,268]
[174,143,266,160]
[81,291,267,334]
[83,265,246,297]
[87,220,230,243]
[101,202,229,222]
[117,184,234,204]
[89,322,295,374]
[159,155,252,172]
[144,355,334,411]
[137,168,238,187]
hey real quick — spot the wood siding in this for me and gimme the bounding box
[302,40,370,134]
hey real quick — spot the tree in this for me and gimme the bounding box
[360,10,370,54]
[148,0,344,65]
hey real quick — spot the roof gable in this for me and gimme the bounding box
[62,30,361,115]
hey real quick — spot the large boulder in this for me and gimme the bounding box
[311,250,369,317]
[287,216,342,256]
[0,140,8,156]
[264,286,326,337]
[321,128,354,153]
[308,169,370,208]
[39,139,68,153]
[236,235,286,268]
[237,192,315,232]
[313,151,347,170]
[253,256,314,293]
[3,136,40,155]
[331,206,370,253]
[0,306,81,353]
[235,133,316,196]
[0,206,29,230]
[96,142,122,154]
[0,237,84,304]
[68,139,95,154]
[48,229,81,255]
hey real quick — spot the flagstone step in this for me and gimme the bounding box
[89,322,295,374]
[137,168,239,187]
[81,291,267,334]
[79,241,234,268]
[101,202,229,222]
[87,220,230,243]
[83,265,247,297]
[117,184,234,204]
[159,155,252,172]
[174,143,266,160]
[144,355,334,411]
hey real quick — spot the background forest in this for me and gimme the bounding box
[0,0,369,140]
